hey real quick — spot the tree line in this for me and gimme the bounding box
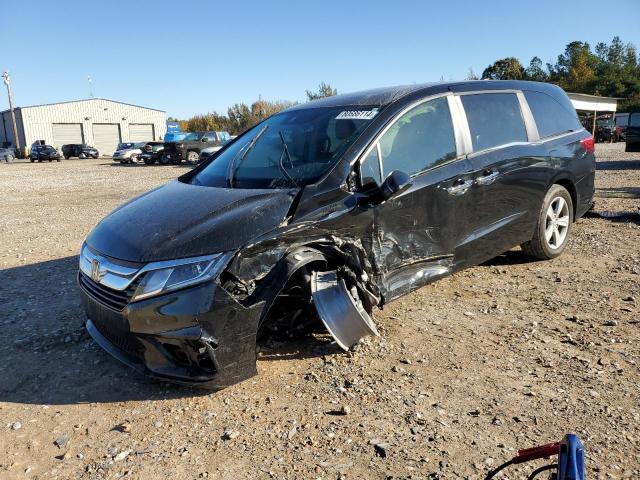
[476,36,639,111]
[169,82,337,135]
[173,37,639,135]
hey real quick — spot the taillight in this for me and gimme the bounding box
[580,136,595,153]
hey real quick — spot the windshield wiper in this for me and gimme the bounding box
[278,130,299,188]
[227,124,269,187]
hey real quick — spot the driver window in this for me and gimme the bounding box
[378,97,457,176]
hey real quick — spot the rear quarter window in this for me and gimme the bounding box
[460,93,527,152]
[524,90,582,138]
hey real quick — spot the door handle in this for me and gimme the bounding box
[476,169,500,186]
[446,179,473,195]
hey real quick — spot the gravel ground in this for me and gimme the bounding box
[0,143,638,479]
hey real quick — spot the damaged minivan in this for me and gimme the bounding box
[79,81,595,389]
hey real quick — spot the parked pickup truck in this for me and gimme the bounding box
[162,131,230,165]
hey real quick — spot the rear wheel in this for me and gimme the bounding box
[160,153,171,165]
[186,151,199,165]
[521,184,573,260]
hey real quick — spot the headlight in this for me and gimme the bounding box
[132,253,232,301]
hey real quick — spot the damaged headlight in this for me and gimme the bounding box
[132,253,232,301]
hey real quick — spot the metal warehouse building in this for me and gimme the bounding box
[0,98,166,156]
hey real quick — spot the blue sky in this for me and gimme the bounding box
[1,0,638,118]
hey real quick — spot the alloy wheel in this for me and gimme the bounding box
[545,196,570,249]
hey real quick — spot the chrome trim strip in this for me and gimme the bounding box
[79,246,139,291]
[530,128,586,144]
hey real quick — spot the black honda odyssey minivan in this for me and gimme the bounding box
[79,81,595,389]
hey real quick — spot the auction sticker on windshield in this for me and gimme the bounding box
[336,109,379,120]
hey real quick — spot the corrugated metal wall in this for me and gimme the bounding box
[16,99,166,152]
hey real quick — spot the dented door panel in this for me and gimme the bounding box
[373,158,475,300]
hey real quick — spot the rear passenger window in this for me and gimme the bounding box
[524,90,582,138]
[461,93,527,151]
[378,96,457,176]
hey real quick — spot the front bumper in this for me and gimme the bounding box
[79,273,263,389]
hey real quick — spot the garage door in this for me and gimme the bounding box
[129,123,154,142]
[92,124,121,157]
[52,123,83,148]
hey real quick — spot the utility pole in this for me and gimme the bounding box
[2,71,21,153]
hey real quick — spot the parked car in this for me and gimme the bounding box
[62,144,99,159]
[595,115,616,142]
[0,147,15,163]
[29,145,61,162]
[615,113,629,141]
[625,111,640,152]
[79,80,595,390]
[139,142,165,165]
[113,142,146,163]
[162,131,229,165]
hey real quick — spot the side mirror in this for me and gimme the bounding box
[201,137,208,142]
[379,170,411,201]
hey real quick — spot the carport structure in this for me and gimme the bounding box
[567,92,622,137]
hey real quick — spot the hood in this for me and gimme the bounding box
[86,180,298,262]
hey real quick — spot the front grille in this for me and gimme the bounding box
[79,272,137,311]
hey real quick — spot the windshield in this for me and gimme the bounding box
[183,132,202,141]
[190,105,378,189]
[117,143,135,150]
[164,132,187,142]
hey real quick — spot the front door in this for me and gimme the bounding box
[358,95,476,301]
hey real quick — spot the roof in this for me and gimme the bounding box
[286,80,567,110]
[0,97,165,114]
[287,83,438,110]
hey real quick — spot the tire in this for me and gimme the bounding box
[48,159,52,162]
[79,153,86,159]
[56,158,61,162]
[186,151,199,165]
[160,153,170,165]
[30,158,35,163]
[521,184,573,260]
[64,155,70,160]
[143,156,156,165]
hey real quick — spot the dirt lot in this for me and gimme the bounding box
[0,144,638,480]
